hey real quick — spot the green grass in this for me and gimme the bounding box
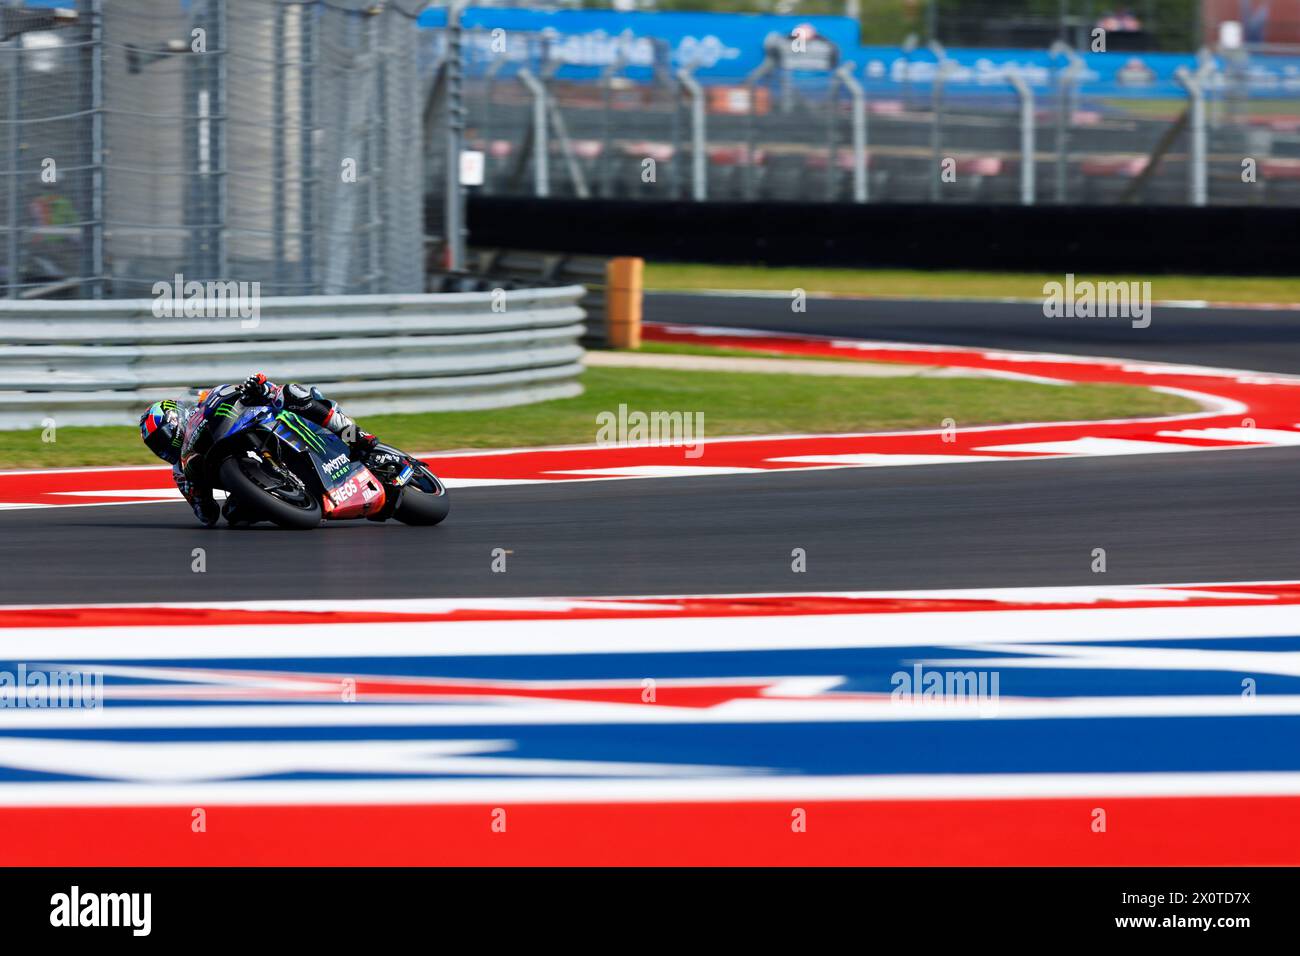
[644,262,1300,305]
[2,426,163,469]
[0,365,1197,469]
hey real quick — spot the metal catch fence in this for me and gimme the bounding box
[0,0,425,300]
[436,27,1298,212]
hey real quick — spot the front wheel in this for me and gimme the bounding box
[218,455,321,530]
[393,465,450,526]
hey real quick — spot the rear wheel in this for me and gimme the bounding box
[393,465,450,526]
[218,454,321,530]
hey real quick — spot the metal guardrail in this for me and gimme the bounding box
[467,247,612,347]
[0,286,586,429]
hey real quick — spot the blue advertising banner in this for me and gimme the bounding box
[418,6,859,81]
[420,5,1300,100]
[18,1,1300,100]
[857,47,1205,98]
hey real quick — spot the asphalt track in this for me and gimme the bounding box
[3,292,1300,605]
[647,292,1300,375]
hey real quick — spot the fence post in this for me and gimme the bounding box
[299,0,315,291]
[481,54,504,195]
[743,59,772,200]
[839,62,868,203]
[599,52,624,199]
[1050,41,1082,203]
[444,0,466,269]
[676,65,707,201]
[83,0,104,298]
[1196,46,1219,128]
[900,33,917,113]
[826,67,841,202]
[1175,65,1208,207]
[6,34,21,297]
[541,54,590,200]
[373,9,390,290]
[212,0,227,280]
[1006,67,1035,206]
[272,2,286,290]
[362,9,378,290]
[928,40,947,203]
[662,46,682,199]
[517,68,549,198]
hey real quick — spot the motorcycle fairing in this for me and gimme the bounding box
[214,406,386,520]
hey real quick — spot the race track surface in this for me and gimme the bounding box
[2,445,1300,604]
[647,292,1300,374]
[3,293,1300,605]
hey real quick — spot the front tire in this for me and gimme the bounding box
[218,455,321,530]
[393,466,450,526]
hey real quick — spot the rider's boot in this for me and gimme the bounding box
[222,497,258,526]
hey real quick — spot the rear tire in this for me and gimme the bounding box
[218,456,321,530]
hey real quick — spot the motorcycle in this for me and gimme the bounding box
[200,402,449,530]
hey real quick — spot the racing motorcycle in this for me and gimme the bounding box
[198,401,449,530]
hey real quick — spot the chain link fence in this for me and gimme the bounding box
[0,4,95,296]
[0,0,425,299]
[10,6,1297,301]
[448,29,1300,210]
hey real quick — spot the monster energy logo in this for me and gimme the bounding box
[322,452,351,480]
[276,411,327,453]
[213,403,237,419]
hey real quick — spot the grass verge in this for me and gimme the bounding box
[644,262,1300,305]
[0,365,1197,469]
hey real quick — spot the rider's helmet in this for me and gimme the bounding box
[139,399,185,464]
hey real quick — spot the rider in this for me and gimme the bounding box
[138,373,378,527]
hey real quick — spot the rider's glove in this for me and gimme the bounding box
[238,372,269,405]
[191,496,220,528]
[349,431,379,462]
